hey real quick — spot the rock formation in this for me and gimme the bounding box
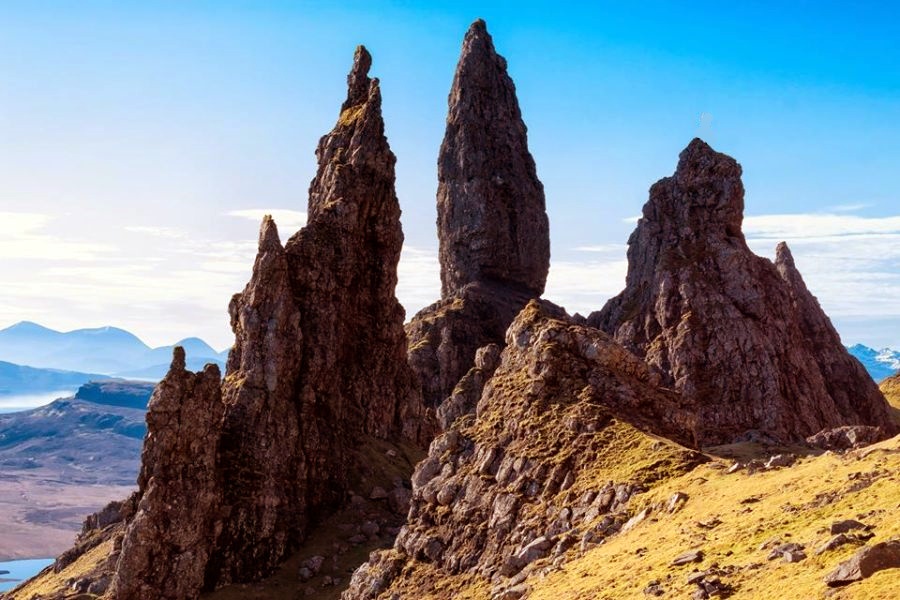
[589,138,896,445]
[109,350,224,598]
[27,46,426,599]
[345,301,703,599]
[206,45,425,584]
[408,19,550,413]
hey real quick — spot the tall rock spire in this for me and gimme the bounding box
[590,138,896,445]
[407,20,551,416]
[437,19,550,299]
[46,46,426,599]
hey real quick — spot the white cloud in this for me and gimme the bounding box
[744,213,900,241]
[545,258,628,316]
[745,212,900,346]
[227,209,308,232]
[0,211,113,260]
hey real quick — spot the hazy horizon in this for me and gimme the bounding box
[1,2,898,349]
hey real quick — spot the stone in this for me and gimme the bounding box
[764,454,795,469]
[369,486,388,500]
[108,349,224,599]
[302,555,326,575]
[667,492,689,513]
[61,45,429,599]
[406,19,550,414]
[643,580,665,596]
[816,534,851,556]
[348,300,701,597]
[672,550,704,566]
[622,508,652,534]
[807,426,887,451]
[830,519,869,535]
[589,138,897,445]
[361,522,380,538]
[767,543,805,561]
[437,19,549,300]
[825,539,900,587]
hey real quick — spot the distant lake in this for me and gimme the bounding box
[0,390,74,413]
[0,558,54,592]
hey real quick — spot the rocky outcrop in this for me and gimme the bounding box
[206,45,425,585]
[109,349,224,598]
[31,46,426,600]
[408,19,550,413]
[345,301,703,599]
[589,138,896,445]
[437,19,549,299]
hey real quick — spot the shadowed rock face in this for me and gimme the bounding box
[59,46,426,599]
[208,45,426,584]
[409,20,550,413]
[437,19,549,299]
[589,138,896,445]
[109,349,224,599]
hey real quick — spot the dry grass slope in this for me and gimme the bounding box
[527,435,900,600]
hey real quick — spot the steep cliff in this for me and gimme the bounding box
[589,138,896,445]
[408,19,550,413]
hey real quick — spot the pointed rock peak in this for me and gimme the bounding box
[257,215,283,252]
[674,137,742,180]
[457,18,503,75]
[437,19,549,298]
[775,241,795,268]
[342,45,373,111]
[171,346,186,371]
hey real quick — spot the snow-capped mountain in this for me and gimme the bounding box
[847,344,900,382]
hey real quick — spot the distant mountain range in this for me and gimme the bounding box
[847,344,900,382]
[0,321,229,379]
[0,361,107,396]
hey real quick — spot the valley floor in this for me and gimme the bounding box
[0,470,133,561]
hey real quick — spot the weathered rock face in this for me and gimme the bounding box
[589,138,896,445]
[408,20,550,413]
[207,46,426,584]
[345,301,703,599]
[437,19,549,299]
[37,46,426,600]
[109,349,224,599]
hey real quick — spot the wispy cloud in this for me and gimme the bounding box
[0,211,113,261]
[824,203,871,213]
[227,209,308,232]
[744,213,900,241]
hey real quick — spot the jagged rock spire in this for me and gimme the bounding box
[64,46,427,599]
[437,19,550,299]
[591,138,895,445]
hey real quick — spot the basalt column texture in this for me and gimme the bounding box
[408,20,550,414]
[589,138,896,445]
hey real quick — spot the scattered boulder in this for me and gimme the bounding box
[767,542,805,561]
[672,550,704,566]
[807,426,888,451]
[830,519,869,535]
[825,539,900,586]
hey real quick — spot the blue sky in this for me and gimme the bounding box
[0,1,898,349]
